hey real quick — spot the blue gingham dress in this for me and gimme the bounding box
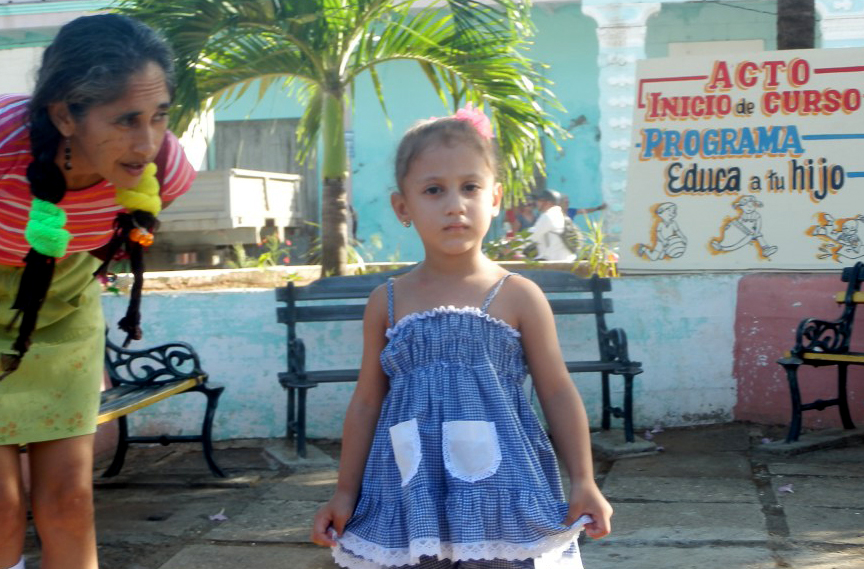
[333,275,586,569]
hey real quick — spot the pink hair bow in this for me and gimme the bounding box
[452,104,494,140]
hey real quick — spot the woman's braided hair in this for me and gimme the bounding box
[2,14,176,374]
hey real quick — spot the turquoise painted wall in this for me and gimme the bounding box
[350,62,452,263]
[530,4,602,212]
[646,1,803,57]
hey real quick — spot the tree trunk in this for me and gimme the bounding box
[320,91,349,277]
[777,0,815,50]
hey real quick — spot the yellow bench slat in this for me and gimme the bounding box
[97,377,203,424]
[784,350,864,363]
[834,291,864,303]
[801,352,864,363]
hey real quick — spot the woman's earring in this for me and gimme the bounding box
[63,139,72,171]
[402,220,411,228]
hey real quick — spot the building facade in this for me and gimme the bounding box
[2,0,864,263]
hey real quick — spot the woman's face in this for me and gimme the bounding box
[52,61,171,190]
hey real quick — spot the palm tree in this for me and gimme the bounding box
[777,0,815,49]
[117,0,564,276]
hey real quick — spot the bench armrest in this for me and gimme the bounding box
[600,327,639,369]
[288,338,306,375]
[792,316,852,355]
[105,336,206,386]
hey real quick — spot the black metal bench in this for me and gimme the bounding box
[99,335,225,477]
[778,261,864,442]
[276,267,643,457]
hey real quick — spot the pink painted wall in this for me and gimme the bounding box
[734,273,864,429]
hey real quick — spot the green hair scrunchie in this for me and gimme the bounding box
[25,198,71,258]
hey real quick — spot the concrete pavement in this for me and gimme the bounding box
[21,423,864,568]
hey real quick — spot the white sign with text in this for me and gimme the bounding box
[619,48,864,271]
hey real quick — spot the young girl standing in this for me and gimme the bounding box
[311,107,613,569]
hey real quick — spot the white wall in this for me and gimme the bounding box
[0,46,42,94]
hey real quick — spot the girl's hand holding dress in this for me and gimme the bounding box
[311,489,357,547]
[567,478,613,539]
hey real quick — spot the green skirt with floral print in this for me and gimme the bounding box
[0,253,104,445]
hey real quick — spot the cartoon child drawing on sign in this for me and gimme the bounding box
[711,195,777,258]
[810,213,864,261]
[636,202,687,260]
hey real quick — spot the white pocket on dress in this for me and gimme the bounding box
[442,420,502,482]
[389,418,422,486]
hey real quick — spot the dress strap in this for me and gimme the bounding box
[386,278,396,327]
[481,273,515,313]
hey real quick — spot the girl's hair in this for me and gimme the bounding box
[7,14,175,369]
[394,117,498,191]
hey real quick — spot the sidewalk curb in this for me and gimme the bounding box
[752,428,864,456]
[591,430,658,459]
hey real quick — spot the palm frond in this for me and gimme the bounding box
[343,2,565,201]
[296,83,323,164]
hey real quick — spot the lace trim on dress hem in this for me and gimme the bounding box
[386,306,521,341]
[333,525,585,569]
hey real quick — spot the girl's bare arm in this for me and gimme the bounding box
[512,277,613,539]
[311,285,390,546]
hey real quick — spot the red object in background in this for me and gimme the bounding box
[504,209,517,238]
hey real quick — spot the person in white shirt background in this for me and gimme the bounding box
[528,189,577,262]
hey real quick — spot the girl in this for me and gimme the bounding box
[0,15,194,568]
[311,107,612,569]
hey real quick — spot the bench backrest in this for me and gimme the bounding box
[794,261,864,356]
[836,261,864,346]
[105,335,206,386]
[276,267,616,361]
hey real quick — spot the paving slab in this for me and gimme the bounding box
[766,461,864,478]
[262,470,339,502]
[205,500,322,543]
[24,423,864,568]
[783,506,864,545]
[94,496,230,541]
[640,423,753,453]
[158,544,339,569]
[754,429,864,456]
[94,482,260,506]
[779,546,864,569]
[605,452,752,479]
[602,474,760,504]
[579,543,777,569]
[599,502,768,543]
[790,445,864,465]
[264,442,338,469]
[591,430,657,458]
[770,476,864,509]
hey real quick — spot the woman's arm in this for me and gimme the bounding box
[512,277,613,539]
[311,284,391,546]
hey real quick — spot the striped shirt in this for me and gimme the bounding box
[0,94,196,266]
